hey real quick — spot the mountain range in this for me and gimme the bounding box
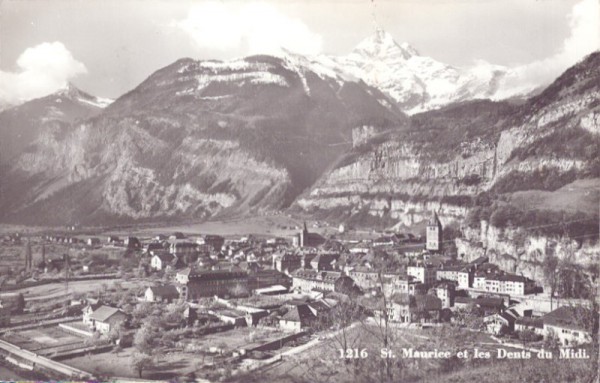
[0,30,598,228]
[316,29,514,114]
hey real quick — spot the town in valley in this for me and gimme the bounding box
[0,211,596,382]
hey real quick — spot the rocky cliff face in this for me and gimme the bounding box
[456,221,599,288]
[296,52,600,228]
[0,84,111,163]
[0,55,405,225]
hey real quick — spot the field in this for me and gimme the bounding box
[2,325,90,358]
[64,343,211,380]
[7,278,150,302]
[121,214,310,238]
[63,327,292,380]
[184,326,286,352]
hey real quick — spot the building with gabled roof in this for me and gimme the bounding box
[144,285,180,303]
[542,306,593,346]
[279,304,317,332]
[150,253,176,271]
[85,305,127,334]
[385,293,442,323]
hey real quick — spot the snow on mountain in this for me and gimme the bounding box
[299,29,524,114]
[56,83,113,108]
[0,84,110,163]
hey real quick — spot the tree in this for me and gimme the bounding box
[13,293,25,314]
[106,323,123,344]
[320,296,363,367]
[229,283,249,298]
[131,302,153,326]
[131,352,153,378]
[133,323,156,353]
[542,254,559,310]
[518,329,541,342]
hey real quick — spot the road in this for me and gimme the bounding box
[0,339,92,379]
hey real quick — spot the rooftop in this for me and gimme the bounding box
[90,305,125,322]
[543,306,592,332]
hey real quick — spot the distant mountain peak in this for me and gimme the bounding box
[54,82,113,108]
[352,28,418,60]
[55,82,85,98]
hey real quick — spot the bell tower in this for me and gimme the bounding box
[426,211,443,252]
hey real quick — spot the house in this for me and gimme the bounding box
[86,237,101,247]
[82,301,103,326]
[484,309,519,335]
[435,283,455,309]
[175,268,195,284]
[407,264,437,287]
[150,253,176,271]
[107,236,121,245]
[515,317,545,336]
[436,265,473,288]
[383,273,427,296]
[542,306,593,346]
[386,294,442,323]
[272,252,302,273]
[453,296,475,310]
[474,297,505,315]
[279,304,317,332]
[85,305,127,334]
[144,285,180,303]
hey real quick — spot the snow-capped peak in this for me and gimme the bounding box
[352,28,418,61]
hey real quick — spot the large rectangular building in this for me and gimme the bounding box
[179,269,249,301]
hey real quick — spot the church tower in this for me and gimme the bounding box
[299,221,309,247]
[426,211,443,252]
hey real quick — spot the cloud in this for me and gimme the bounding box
[175,2,323,56]
[0,42,87,105]
[496,0,600,97]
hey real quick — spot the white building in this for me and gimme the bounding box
[407,265,436,287]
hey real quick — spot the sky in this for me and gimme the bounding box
[0,0,598,103]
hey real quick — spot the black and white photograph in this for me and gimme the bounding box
[0,0,598,382]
